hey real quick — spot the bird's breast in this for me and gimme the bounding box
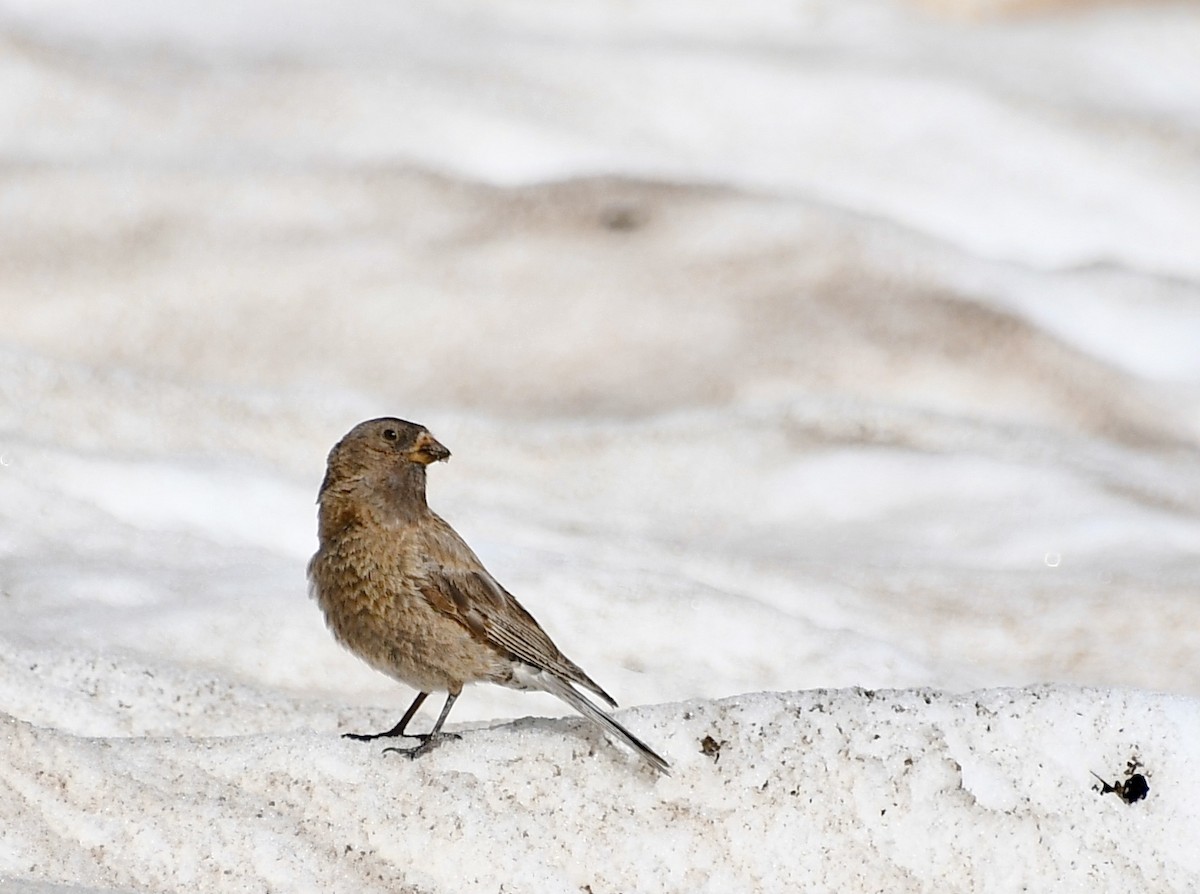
[309,524,508,692]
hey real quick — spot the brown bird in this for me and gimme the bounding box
[307,417,669,774]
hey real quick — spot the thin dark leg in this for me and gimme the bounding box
[383,691,461,759]
[343,691,429,741]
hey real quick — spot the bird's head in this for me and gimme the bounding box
[318,417,450,503]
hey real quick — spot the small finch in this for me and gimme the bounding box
[307,417,669,774]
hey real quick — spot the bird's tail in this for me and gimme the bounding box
[532,670,670,775]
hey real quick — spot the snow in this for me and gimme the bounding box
[4,679,1197,891]
[3,0,1200,891]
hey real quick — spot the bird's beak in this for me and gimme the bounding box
[409,431,451,465]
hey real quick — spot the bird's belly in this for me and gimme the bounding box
[315,575,505,693]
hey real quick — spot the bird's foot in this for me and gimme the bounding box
[342,729,402,742]
[382,732,461,760]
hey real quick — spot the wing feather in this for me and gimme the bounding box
[413,514,618,708]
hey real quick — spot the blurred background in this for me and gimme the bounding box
[2,0,1200,735]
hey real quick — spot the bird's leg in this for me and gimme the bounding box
[343,691,429,741]
[383,692,461,759]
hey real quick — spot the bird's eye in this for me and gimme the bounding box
[382,429,399,441]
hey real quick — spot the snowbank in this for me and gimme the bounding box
[3,665,1196,892]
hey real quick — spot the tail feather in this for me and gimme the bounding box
[533,670,670,775]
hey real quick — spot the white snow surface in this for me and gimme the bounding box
[2,1,1200,891]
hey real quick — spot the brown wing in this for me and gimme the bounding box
[413,514,617,707]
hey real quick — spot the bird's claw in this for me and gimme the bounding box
[342,729,407,742]
[382,732,461,759]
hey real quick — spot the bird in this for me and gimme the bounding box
[307,417,670,774]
